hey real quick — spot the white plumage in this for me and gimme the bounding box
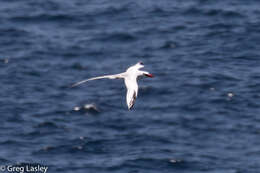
[71,62,154,110]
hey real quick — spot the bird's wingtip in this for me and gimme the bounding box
[127,104,134,110]
[70,83,77,88]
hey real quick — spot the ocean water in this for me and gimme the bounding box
[1,0,260,172]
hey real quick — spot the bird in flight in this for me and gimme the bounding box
[71,62,154,110]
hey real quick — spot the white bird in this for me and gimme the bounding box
[71,62,154,110]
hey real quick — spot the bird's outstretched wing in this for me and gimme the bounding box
[127,89,137,110]
[71,73,124,88]
[125,79,138,110]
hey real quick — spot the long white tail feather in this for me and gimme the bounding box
[71,73,125,88]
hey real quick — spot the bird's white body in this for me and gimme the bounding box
[72,62,153,110]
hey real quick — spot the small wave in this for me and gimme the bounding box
[182,7,201,15]
[0,28,29,38]
[147,6,174,17]
[10,13,77,23]
[72,103,100,114]
[96,32,136,42]
[212,73,241,82]
[37,144,81,154]
[91,4,130,17]
[36,121,59,128]
[0,58,9,64]
[69,62,87,71]
[160,41,177,49]
[1,139,20,145]
[0,157,9,164]
[139,86,173,96]
[107,157,185,171]
[37,137,109,155]
[206,23,234,31]
[205,9,244,18]
[182,7,244,18]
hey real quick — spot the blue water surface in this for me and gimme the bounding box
[1,0,260,172]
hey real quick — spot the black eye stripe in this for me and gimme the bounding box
[139,62,144,65]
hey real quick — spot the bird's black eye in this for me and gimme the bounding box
[139,61,144,65]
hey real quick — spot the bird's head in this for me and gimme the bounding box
[135,61,154,78]
[136,61,144,69]
[126,61,154,78]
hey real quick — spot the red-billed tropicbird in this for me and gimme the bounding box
[72,62,154,110]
